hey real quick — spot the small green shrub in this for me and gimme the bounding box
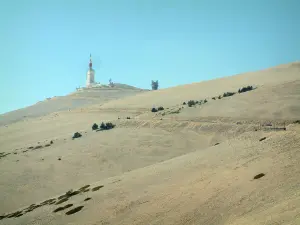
[188,100,196,107]
[151,108,158,112]
[72,132,82,139]
[92,123,98,130]
[223,92,236,97]
[99,122,116,130]
[100,122,106,130]
[238,86,254,93]
[157,106,164,111]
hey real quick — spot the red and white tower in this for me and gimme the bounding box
[86,54,95,87]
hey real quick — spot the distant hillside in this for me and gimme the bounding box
[0,85,148,126]
[100,62,300,110]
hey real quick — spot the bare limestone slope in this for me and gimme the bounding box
[99,62,300,109]
[0,62,300,225]
[0,85,148,126]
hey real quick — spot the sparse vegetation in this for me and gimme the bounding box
[72,132,82,139]
[99,122,116,130]
[293,120,300,124]
[186,99,208,107]
[188,100,196,107]
[238,85,254,93]
[151,108,158,112]
[183,102,186,105]
[65,206,84,215]
[223,92,236,97]
[92,123,98,130]
[157,106,164,111]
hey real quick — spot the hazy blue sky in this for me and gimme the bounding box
[0,0,299,114]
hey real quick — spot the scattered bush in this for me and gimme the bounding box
[92,123,98,130]
[105,122,115,130]
[99,122,116,130]
[223,92,236,97]
[238,86,253,93]
[218,95,222,99]
[100,122,106,130]
[293,120,300,124]
[259,137,267,142]
[183,102,186,105]
[126,116,131,119]
[212,97,216,100]
[204,99,207,103]
[151,108,158,112]
[72,132,82,139]
[253,173,265,180]
[157,106,164,111]
[188,100,196,107]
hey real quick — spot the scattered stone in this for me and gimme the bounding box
[79,185,90,191]
[63,204,73,210]
[33,145,43,150]
[66,190,80,197]
[53,206,64,213]
[65,206,84,215]
[259,137,267,142]
[92,185,104,192]
[55,198,69,205]
[253,173,265,180]
[0,152,10,159]
[40,198,56,206]
[53,203,74,213]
